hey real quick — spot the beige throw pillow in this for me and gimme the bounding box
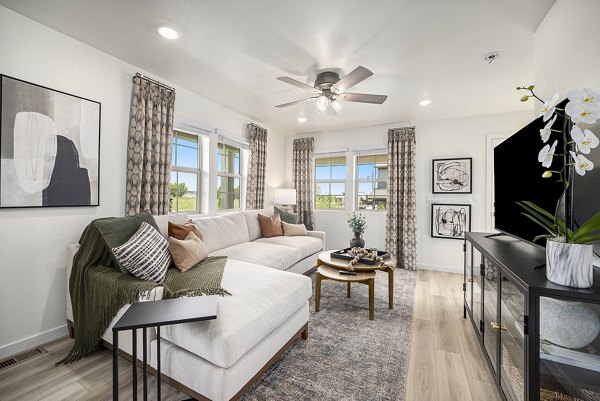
[168,232,209,272]
[282,221,308,236]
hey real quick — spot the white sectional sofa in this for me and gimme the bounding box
[66,208,325,401]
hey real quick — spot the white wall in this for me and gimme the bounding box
[0,6,285,358]
[533,0,600,110]
[285,110,532,272]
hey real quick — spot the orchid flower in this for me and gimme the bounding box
[571,125,599,154]
[567,88,600,110]
[539,93,560,122]
[570,151,594,176]
[566,101,600,124]
[538,140,558,168]
[539,114,557,143]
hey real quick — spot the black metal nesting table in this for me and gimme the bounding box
[112,296,218,401]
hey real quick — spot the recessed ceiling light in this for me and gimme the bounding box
[297,116,307,123]
[158,26,180,40]
[419,99,432,106]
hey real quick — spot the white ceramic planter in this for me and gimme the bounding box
[546,240,594,288]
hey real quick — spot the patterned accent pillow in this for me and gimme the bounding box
[112,222,172,283]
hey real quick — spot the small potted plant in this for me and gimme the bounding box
[516,85,600,288]
[347,212,367,248]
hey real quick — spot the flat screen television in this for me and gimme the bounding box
[494,102,600,263]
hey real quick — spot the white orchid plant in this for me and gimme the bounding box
[516,85,600,244]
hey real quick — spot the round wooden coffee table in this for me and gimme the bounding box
[315,250,395,320]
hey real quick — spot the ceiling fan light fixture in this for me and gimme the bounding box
[331,99,343,113]
[316,95,329,113]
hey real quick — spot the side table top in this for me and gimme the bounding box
[113,296,218,331]
[317,250,395,272]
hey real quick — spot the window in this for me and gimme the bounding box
[356,154,387,210]
[315,156,346,209]
[170,130,201,213]
[217,142,241,210]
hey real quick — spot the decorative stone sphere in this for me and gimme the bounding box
[540,297,600,349]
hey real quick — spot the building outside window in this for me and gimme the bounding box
[356,154,387,210]
[170,130,201,213]
[315,156,346,209]
[217,142,241,210]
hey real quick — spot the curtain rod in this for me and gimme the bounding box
[135,73,175,92]
[389,126,416,130]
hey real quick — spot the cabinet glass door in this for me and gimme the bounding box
[483,258,499,373]
[465,242,473,316]
[499,273,525,401]
[472,249,483,333]
[538,296,600,401]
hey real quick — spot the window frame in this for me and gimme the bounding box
[314,154,347,210]
[216,141,243,211]
[355,153,388,211]
[170,129,202,214]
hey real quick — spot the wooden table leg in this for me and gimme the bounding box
[387,267,394,309]
[347,282,351,298]
[315,272,322,312]
[368,278,375,320]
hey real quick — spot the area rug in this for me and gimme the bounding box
[241,268,417,401]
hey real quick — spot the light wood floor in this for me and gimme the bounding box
[0,270,499,401]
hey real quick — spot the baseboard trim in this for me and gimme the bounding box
[0,324,68,360]
[417,263,463,274]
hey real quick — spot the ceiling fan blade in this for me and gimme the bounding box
[330,66,373,94]
[276,77,320,93]
[339,92,388,104]
[275,97,318,108]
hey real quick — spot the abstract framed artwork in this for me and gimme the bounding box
[432,157,472,193]
[431,203,471,240]
[1,75,101,208]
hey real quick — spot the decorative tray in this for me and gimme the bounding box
[330,248,391,265]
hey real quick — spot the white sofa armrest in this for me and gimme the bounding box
[307,230,326,250]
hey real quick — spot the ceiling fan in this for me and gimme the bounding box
[275,66,388,114]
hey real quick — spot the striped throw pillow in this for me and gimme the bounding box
[112,222,172,284]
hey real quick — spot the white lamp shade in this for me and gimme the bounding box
[274,188,297,205]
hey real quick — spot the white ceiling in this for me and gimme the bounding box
[0,0,556,135]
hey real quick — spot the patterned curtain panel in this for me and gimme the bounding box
[385,127,417,271]
[125,74,176,216]
[292,137,315,230]
[245,124,268,209]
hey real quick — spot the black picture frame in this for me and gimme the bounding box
[0,74,101,208]
[432,157,472,194]
[431,203,471,239]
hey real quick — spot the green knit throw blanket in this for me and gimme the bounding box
[59,220,230,365]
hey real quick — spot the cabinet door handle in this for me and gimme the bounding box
[491,322,507,331]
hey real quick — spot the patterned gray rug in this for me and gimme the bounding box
[241,268,417,401]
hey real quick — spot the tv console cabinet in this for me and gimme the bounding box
[463,232,600,401]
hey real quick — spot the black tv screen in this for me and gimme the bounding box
[494,115,564,246]
[494,103,600,261]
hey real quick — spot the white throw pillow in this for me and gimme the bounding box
[112,222,172,284]
[282,221,308,236]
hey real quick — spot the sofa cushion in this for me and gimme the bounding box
[160,259,312,368]
[275,206,299,224]
[169,232,209,272]
[168,220,203,241]
[210,242,298,270]
[243,209,272,241]
[191,213,250,253]
[282,221,308,236]
[152,213,190,239]
[254,236,323,260]
[258,213,284,238]
[111,222,172,283]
